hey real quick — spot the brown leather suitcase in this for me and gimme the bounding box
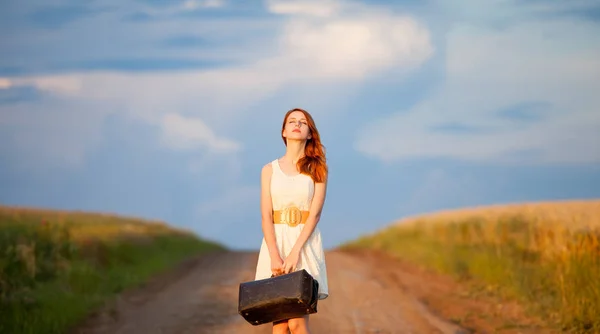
[238,269,319,325]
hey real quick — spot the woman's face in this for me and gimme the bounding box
[283,110,312,141]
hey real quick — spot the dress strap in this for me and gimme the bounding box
[271,159,280,173]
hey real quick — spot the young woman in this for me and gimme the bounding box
[254,108,329,334]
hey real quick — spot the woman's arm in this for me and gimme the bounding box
[260,163,280,260]
[290,176,328,255]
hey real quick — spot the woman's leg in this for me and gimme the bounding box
[272,319,290,334]
[288,315,310,334]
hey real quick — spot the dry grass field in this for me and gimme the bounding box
[342,199,600,333]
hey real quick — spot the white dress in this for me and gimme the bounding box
[254,159,329,300]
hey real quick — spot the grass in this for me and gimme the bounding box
[341,199,600,333]
[0,205,226,334]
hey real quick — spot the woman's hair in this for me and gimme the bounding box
[281,108,328,183]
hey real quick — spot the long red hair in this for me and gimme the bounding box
[281,108,328,183]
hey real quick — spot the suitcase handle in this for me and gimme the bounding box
[271,269,292,278]
[271,269,299,278]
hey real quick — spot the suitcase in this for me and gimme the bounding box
[238,269,319,325]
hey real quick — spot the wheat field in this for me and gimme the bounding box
[343,199,600,332]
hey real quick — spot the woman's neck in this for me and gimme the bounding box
[284,140,306,164]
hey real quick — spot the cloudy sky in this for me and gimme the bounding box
[1,0,599,250]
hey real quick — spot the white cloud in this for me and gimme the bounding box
[355,13,600,165]
[264,0,434,80]
[266,0,341,17]
[160,113,240,152]
[14,75,83,96]
[1,68,280,168]
[14,0,433,89]
[1,0,433,167]
[139,0,225,17]
[274,12,433,80]
[183,0,225,10]
[0,78,12,89]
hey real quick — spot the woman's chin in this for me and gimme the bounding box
[286,135,306,142]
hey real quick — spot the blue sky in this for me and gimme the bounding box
[1,0,599,250]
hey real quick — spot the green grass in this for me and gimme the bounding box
[340,200,600,333]
[0,206,225,334]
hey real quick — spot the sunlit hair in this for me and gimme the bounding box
[281,108,328,183]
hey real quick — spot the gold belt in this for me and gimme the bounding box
[273,207,309,227]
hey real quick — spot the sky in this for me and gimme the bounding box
[1,0,599,250]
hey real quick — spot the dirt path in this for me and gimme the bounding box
[74,250,468,334]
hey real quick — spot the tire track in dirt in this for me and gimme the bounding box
[73,250,467,334]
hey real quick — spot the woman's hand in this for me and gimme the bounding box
[271,255,284,276]
[282,250,300,274]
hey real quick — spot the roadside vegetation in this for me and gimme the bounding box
[0,205,225,334]
[342,199,600,333]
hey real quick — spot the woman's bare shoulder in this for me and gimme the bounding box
[261,160,275,175]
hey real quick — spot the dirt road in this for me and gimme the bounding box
[74,250,468,334]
